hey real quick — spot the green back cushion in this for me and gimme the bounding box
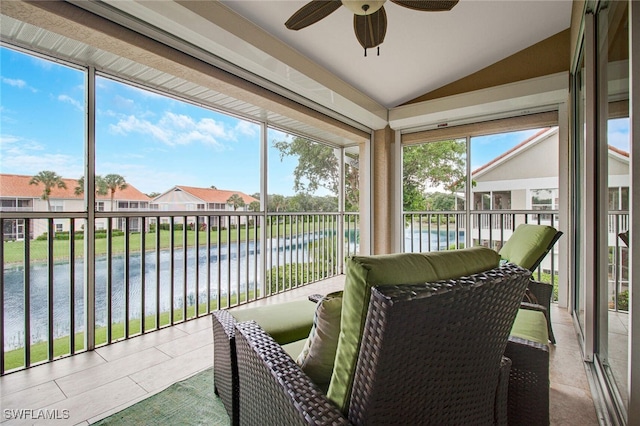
[231,299,316,345]
[296,291,343,393]
[511,309,549,344]
[327,246,500,411]
[499,224,558,270]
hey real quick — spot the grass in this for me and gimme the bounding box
[3,256,333,371]
[3,291,259,372]
[3,221,333,265]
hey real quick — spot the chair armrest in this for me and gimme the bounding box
[308,294,323,303]
[505,336,549,425]
[211,310,239,425]
[526,280,553,310]
[235,321,348,425]
[496,356,511,426]
[520,302,548,314]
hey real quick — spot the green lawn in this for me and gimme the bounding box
[3,292,258,372]
[3,220,334,264]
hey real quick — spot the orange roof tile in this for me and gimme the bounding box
[0,174,150,201]
[172,185,258,204]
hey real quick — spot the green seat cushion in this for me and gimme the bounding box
[282,339,307,360]
[296,291,343,393]
[230,299,316,345]
[499,224,559,270]
[511,309,549,345]
[327,246,500,411]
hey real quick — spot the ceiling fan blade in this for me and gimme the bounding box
[354,6,387,49]
[285,1,342,30]
[390,0,459,12]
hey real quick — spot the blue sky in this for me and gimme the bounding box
[0,46,300,196]
[1,46,631,196]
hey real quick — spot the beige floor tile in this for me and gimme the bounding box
[94,325,189,362]
[129,343,213,393]
[155,327,212,358]
[0,352,106,396]
[35,377,146,425]
[55,347,172,398]
[172,314,215,335]
[550,382,599,425]
[0,381,66,414]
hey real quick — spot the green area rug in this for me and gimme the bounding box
[94,368,230,425]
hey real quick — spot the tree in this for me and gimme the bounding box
[74,175,108,197]
[249,200,261,212]
[403,140,466,211]
[227,193,246,211]
[147,192,161,199]
[272,137,359,210]
[102,174,128,211]
[29,171,67,211]
[268,194,287,212]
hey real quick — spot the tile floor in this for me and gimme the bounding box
[0,276,599,425]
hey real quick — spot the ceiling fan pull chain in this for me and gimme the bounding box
[364,48,367,57]
[377,46,380,56]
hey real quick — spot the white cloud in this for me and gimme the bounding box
[2,77,26,88]
[109,111,235,149]
[234,120,259,138]
[58,94,84,111]
[1,77,37,92]
[0,135,81,177]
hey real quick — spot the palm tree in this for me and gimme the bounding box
[74,175,108,196]
[249,200,261,212]
[29,171,67,211]
[227,193,246,211]
[102,174,128,211]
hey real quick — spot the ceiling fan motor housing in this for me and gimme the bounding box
[342,0,386,15]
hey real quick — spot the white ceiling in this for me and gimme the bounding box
[90,0,572,130]
[217,0,572,108]
[2,0,573,136]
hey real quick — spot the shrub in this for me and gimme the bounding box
[615,290,629,311]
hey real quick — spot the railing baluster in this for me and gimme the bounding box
[206,216,212,313]
[107,219,113,343]
[69,220,76,355]
[182,216,187,321]
[236,216,241,302]
[140,217,146,333]
[124,218,130,338]
[47,219,54,362]
[216,216,222,309]
[226,220,231,306]
[169,217,175,325]
[195,216,200,317]
[24,219,31,368]
[155,217,161,329]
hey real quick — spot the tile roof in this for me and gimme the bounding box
[0,174,151,201]
[167,186,258,204]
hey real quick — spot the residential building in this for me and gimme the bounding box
[0,174,150,239]
[151,185,258,227]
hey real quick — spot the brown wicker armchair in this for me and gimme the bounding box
[225,263,531,425]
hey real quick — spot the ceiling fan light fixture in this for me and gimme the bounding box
[342,0,386,16]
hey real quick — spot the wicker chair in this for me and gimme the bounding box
[499,224,563,344]
[226,263,531,425]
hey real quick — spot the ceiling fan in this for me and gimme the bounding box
[285,0,459,56]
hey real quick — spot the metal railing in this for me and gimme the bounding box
[403,209,561,285]
[1,211,358,374]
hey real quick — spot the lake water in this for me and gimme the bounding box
[4,228,432,350]
[2,232,332,350]
[404,228,465,252]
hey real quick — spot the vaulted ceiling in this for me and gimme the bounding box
[1,1,574,141]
